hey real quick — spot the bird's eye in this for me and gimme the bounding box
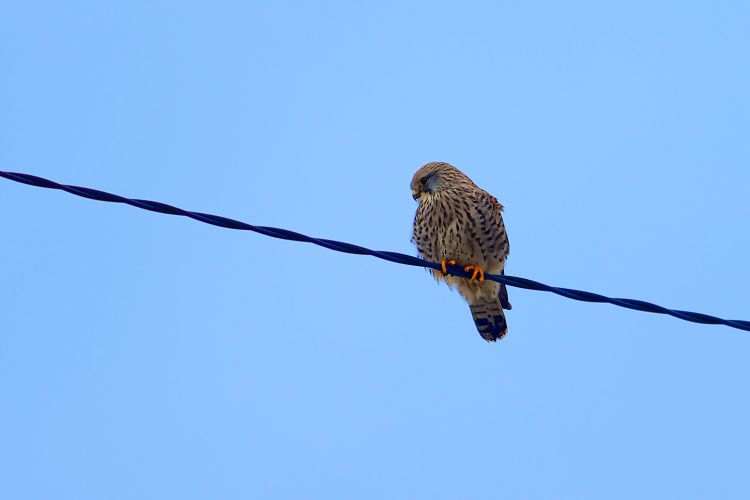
[420,176,428,185]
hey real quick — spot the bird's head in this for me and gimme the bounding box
[410,162,471,201]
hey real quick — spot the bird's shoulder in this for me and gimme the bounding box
[474,188,503,213]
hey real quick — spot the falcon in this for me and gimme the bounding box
[411,162,511,341]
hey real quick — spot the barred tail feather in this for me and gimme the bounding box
[469,299,508,342]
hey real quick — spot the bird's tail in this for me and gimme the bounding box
[469,298,508,342]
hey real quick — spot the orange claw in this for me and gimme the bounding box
[440,259,457,275]
[464,265,485,284]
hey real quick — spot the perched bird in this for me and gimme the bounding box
[411,162,511,341]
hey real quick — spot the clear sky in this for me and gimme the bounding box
[2,2,749,499]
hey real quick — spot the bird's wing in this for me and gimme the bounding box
[498,270,512,310]
[480,191,511,309]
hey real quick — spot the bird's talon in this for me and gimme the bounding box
[440,259,457,275]
[464,265,485,284]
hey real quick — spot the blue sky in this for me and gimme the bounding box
[2,1,749,499]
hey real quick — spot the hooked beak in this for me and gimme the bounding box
[412,188,421,201]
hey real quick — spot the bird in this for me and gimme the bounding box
[411,162,511,342]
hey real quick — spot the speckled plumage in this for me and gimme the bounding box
[411,162,511,341]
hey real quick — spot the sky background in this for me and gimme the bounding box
[2,1,749,499]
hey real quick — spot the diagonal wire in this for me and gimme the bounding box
[2,170,749,333]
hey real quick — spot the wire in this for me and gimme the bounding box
[2,170,748,333]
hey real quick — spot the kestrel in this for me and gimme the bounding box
[411,162,511,342]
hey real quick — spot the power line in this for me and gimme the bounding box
[3,170,748,333]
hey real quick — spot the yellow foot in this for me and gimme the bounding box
[440,259,457,275]
[463,265,485,284]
